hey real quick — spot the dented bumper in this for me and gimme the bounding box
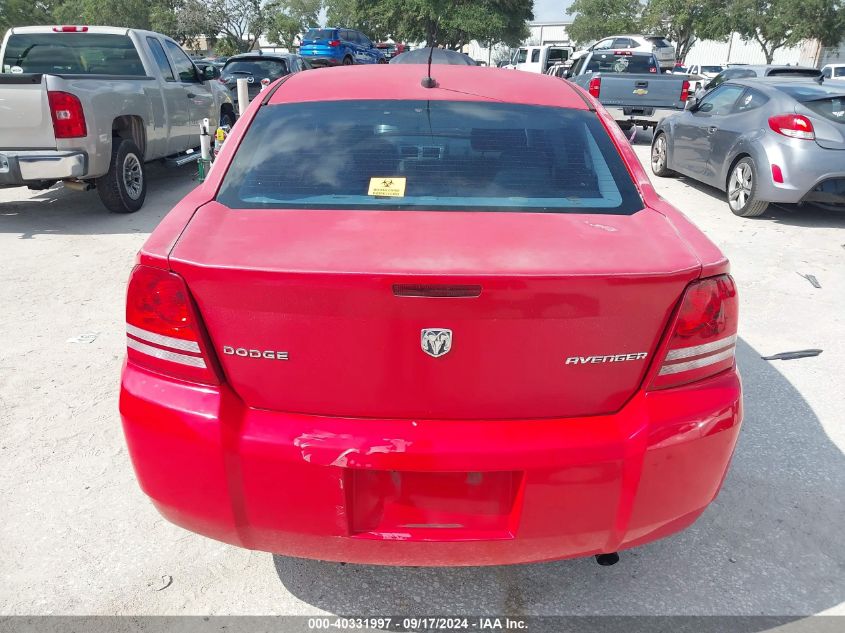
[120,361,742,566]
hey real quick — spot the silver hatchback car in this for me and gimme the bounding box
[651,78,845,216]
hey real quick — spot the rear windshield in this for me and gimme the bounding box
[586,53,657,74]
[217,100,643,214]
[766,68,821,78]
[222,59,288,80]
[646,37,671,48]
[776,85,845,124]
[1,33,145,75]
[700,65,724,74]
[303,29,336,42]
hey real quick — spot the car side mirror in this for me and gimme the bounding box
[685,97,698,111]
[203,65,220,80]
[562,69,572,79]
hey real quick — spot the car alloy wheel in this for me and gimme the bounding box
[122,153,144,201]
[651,135,667,172]
[728,162,752,212]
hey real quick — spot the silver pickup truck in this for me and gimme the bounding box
[0,26,235,212]
[565,50,689,131]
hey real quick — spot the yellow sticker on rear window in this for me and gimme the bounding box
[368,177,406,197]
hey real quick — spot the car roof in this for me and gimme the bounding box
[731,64,819,73]
[592,50,655,56]
[267,65,592,109]
[226,52,297,61]
[725,77,839,93]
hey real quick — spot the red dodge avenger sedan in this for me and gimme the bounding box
[120,65,742,566]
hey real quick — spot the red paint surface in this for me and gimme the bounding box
[121,65,742,565]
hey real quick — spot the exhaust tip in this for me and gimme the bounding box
[595,552,620,566]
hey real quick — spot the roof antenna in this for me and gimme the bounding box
[421,44,437,88]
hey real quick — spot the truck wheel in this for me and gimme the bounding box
[96,138,146,213]
[727,157,768,217]
[650,133,675,177]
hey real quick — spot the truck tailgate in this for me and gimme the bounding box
[597,74,685,110]
[0,75,57,149]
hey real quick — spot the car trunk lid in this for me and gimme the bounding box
[169,203,701,420]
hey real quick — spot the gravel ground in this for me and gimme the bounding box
[1,138,843,620]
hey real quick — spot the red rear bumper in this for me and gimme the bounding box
[120,363,742,566]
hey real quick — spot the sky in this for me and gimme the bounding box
[533,0,574,22]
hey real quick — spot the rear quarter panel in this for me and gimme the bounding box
[45,74,160,175]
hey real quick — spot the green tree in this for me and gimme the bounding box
[0,0,58,32]
[566,0,642,45]
[729,0,845,63]
[640,0,732,62]
[53,0,155,29]
[343,0,531,49]
[265,0,321,48]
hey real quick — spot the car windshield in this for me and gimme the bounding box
[776,85,845,124]
[1,33,146,75]
[701,66,724,74]
[217,100,643,215]
[222,59,287,80]
[586,53,657,74]
[303,29,335,41]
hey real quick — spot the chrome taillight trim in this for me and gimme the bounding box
[127,337,207,368]
[126,323,201,353]
[664,334,737,361]
[658,346,735,376]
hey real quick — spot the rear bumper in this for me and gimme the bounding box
[120,363,742,566]
[0,149,87,185]
[603,106,683,127]
[302,55,343,67]
[749,138,845,205]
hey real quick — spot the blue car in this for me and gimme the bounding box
[299,28,386,66]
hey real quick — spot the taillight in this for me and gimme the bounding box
[649,275,738,390]
[329,40,341,47]
[47,91,87,138]
[588,76,601,98]
[768,114,815,140]
[52,25,88,32]
[125,265,220,385]
[680,79,690,102]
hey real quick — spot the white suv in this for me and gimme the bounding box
[574,35,676,70]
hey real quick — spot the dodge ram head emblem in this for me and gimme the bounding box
[421,328,452,358]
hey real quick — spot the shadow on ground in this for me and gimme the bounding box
[273,339,844,617]
[0,163,196,239]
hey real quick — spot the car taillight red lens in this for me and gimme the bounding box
[48,91,87,138]
[680,79,690,101]
[52,25,88,32]
[588,77,601,98]
[329,40,341,47]
[125,265,220,384]
[649,274,738,390]
[768,114,815,140]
